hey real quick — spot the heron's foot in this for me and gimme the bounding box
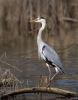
[46,84,50,87]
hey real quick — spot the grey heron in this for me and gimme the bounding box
[29,17,65,87]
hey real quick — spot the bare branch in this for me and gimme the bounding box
[61,17,78,22]
[1,87,78,99]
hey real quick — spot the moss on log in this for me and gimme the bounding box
[1,87,78,99]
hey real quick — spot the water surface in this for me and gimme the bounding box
[0,34,78,100]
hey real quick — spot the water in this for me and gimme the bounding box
[0,34,78,100]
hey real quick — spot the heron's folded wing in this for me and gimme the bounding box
[42,45,64,71]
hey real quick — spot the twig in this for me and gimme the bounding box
[0,52,6,59]
[0,59,22,72]
[0,52,22,72]
[12,74,24,83]
[61,17,78,22]
[2,69,10,76]
[28,28,39,33]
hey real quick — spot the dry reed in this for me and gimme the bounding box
[0,0,78,45]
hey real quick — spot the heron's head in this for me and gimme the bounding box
[29,17,46,24]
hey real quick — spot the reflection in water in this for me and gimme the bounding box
[0,33,78,100]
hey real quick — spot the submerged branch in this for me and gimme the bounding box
[0,52,22,72]
[0,59,22,72]
[1,87,78,99]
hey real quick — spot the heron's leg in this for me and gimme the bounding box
[46,72,58,87]
[46,63,51,81]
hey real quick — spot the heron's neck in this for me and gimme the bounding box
[37,22,46,44]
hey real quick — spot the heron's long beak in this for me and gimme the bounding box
[29,19,37,23]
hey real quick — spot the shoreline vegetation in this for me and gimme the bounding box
[0,0,78,46]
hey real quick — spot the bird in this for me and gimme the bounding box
[29,17,65,87]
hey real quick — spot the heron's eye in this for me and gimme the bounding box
[40,17,44,19]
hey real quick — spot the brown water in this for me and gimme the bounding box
[0,32,78,100]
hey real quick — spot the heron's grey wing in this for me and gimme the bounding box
[42,45,64,72]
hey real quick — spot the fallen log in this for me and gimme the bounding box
[1,87,78,99]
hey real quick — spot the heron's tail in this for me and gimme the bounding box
[59,67,65,74]
[62,70,65,73]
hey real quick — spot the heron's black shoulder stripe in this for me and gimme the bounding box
[42,45,46,53]
[42,45,46,51]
